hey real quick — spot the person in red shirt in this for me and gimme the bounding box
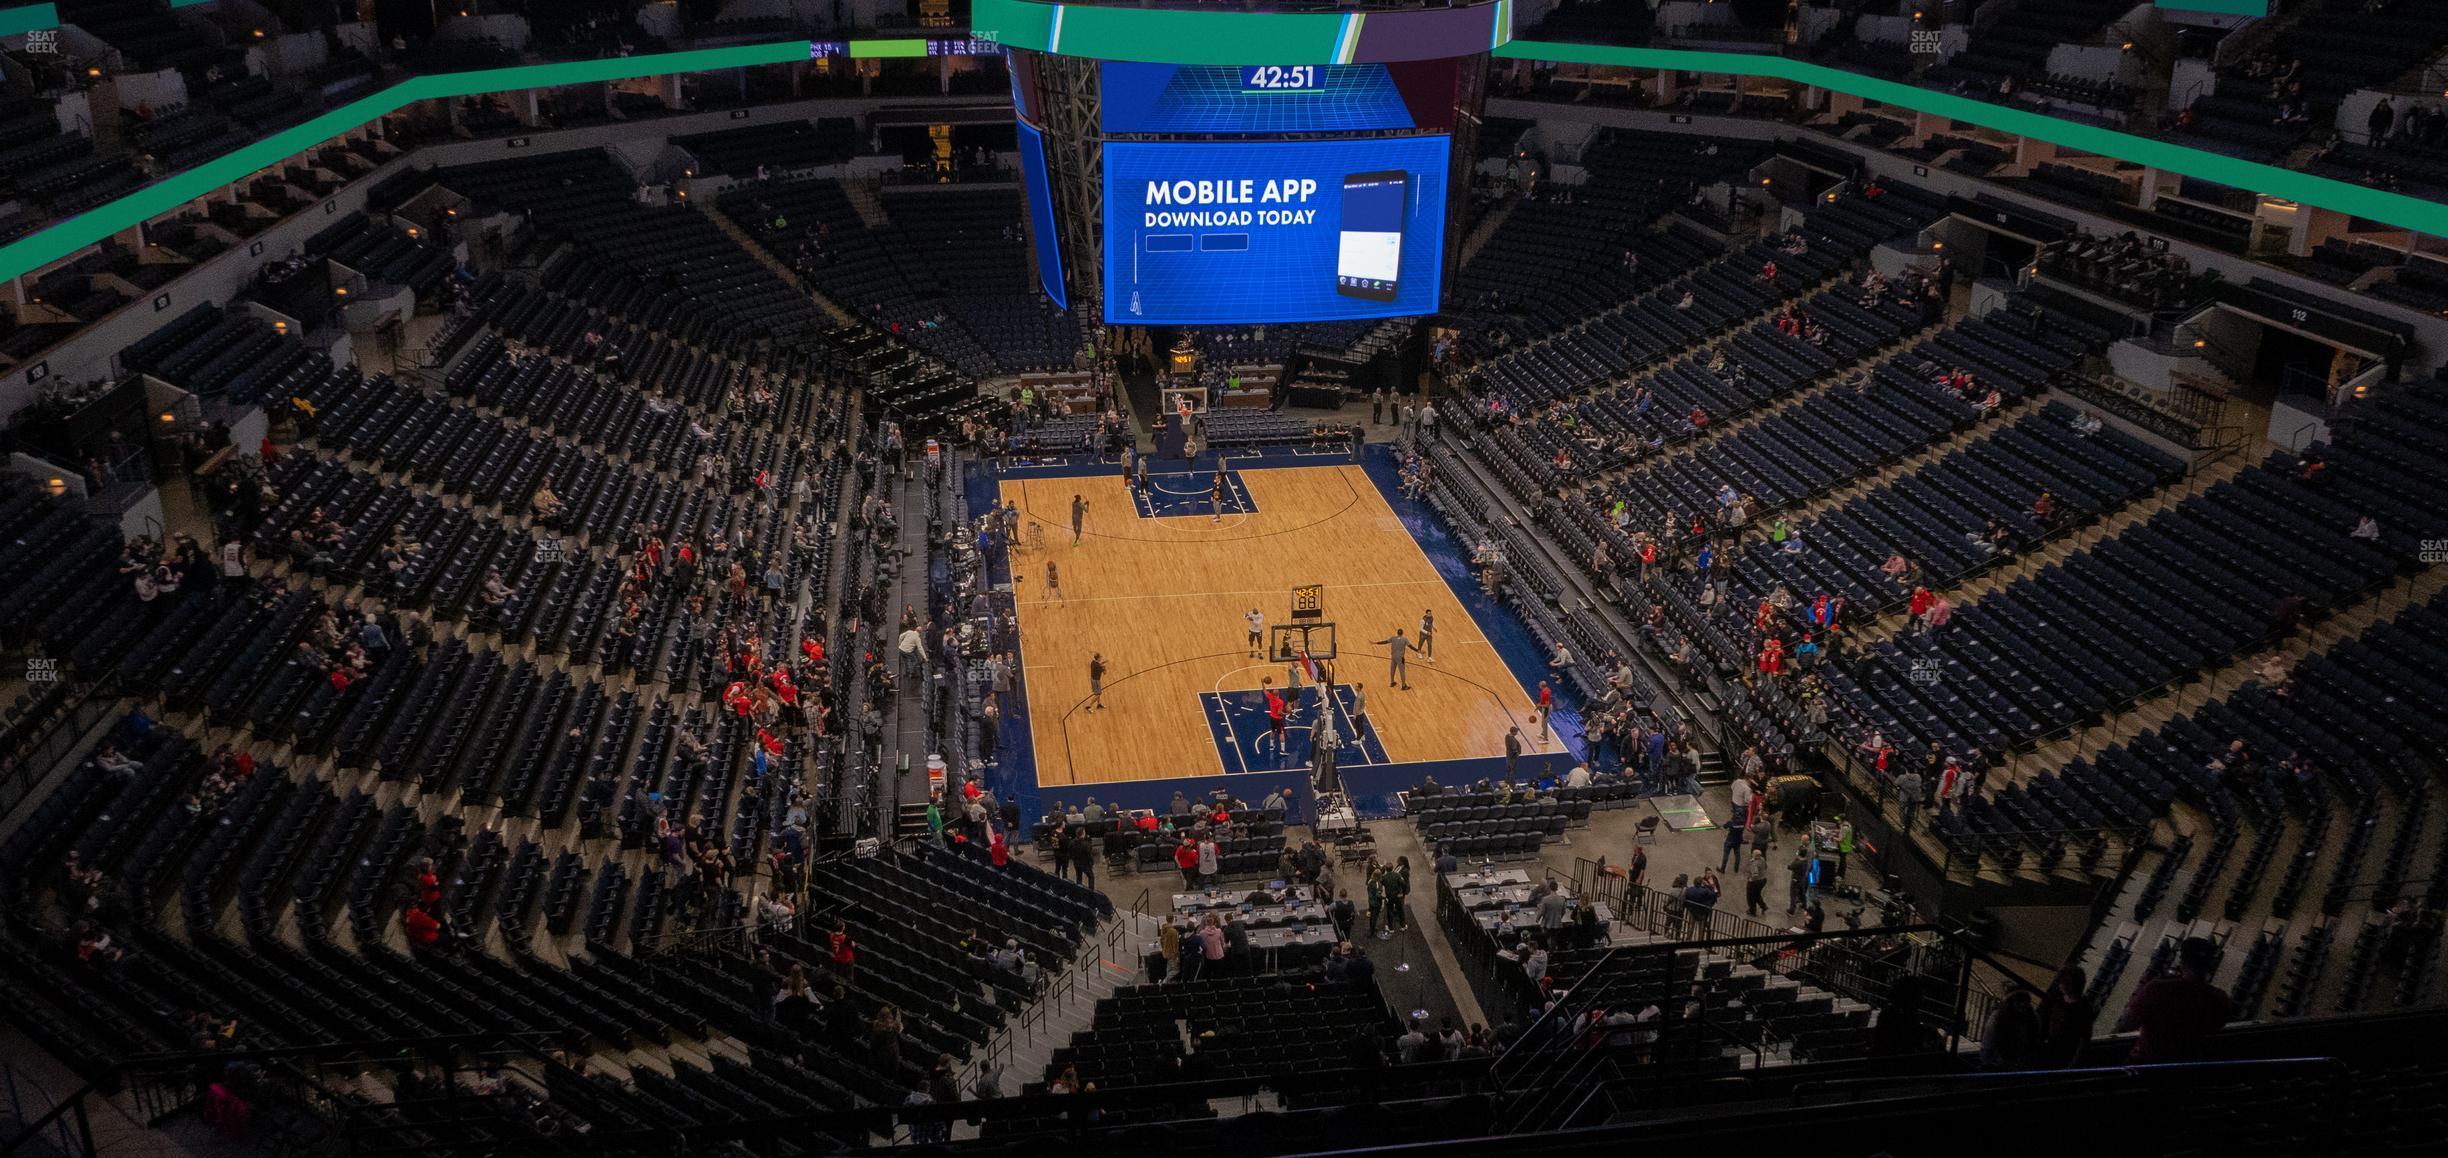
[988,827,1009,868]
[1758,636,1784,676]
[1173,838,1200,888]
[1908,586,1934,622]
[2116,937,2233,1062]
[802,637,824,666]
[771,672,801,724]
[404,906,441,948]
[723,680,755,718]
[1263,680,1287,753]
[828,919,857,985]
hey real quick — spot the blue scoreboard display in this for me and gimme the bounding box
[1103,135,1449,324]
[1100,61,1452,134]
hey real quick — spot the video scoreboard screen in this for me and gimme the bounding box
[1100,61,1457,134]
[1103,135,1448,324]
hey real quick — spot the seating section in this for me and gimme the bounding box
[2183,91,2304,162]
[2369,259,2448,315]
[674,118,860,177]
[435,150,829,350]
[1926,0,2129,96]
[2039,229,2215,311]
[1727,404,2183,619]
[116,304,325,404]
[1569,294,2096,562]
[0,706,1101,1118]
[1826,386,2448,762]
[1203,412,1354,448]
[717,179,1081,377]
[2311,138,2448,204]
[2285,239,2406,288]
[1465,181,1947,416]
[2059,598,2448,1018]
[307,211,457,299]
[1106,808,1290,876]
[1450,130,1770,351]
[2024,72,2136,114]
[1041,974,1395,1093]
[1490,942,1883,1066]
[2147,196,2256,254]
[2191,0,2448,161]
[5,418,1087,1090]
[1408,781,1636,857]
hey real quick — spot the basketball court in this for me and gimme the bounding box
[997,461,1551,789]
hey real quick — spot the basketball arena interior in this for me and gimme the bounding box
[4,0,2448,1153]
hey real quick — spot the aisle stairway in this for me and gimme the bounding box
[995,910,1161,1088]
[703,199,858,327]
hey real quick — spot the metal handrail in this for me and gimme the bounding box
[0,1064,94,1158]
[1790,1053,2350,1103]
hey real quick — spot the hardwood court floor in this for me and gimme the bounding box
[1000,463,1547,787]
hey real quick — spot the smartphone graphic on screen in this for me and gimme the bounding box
[1336,170,1409,302]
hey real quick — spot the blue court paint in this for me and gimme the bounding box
[1200,682,1389,774]
[1132,468,1256,519]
